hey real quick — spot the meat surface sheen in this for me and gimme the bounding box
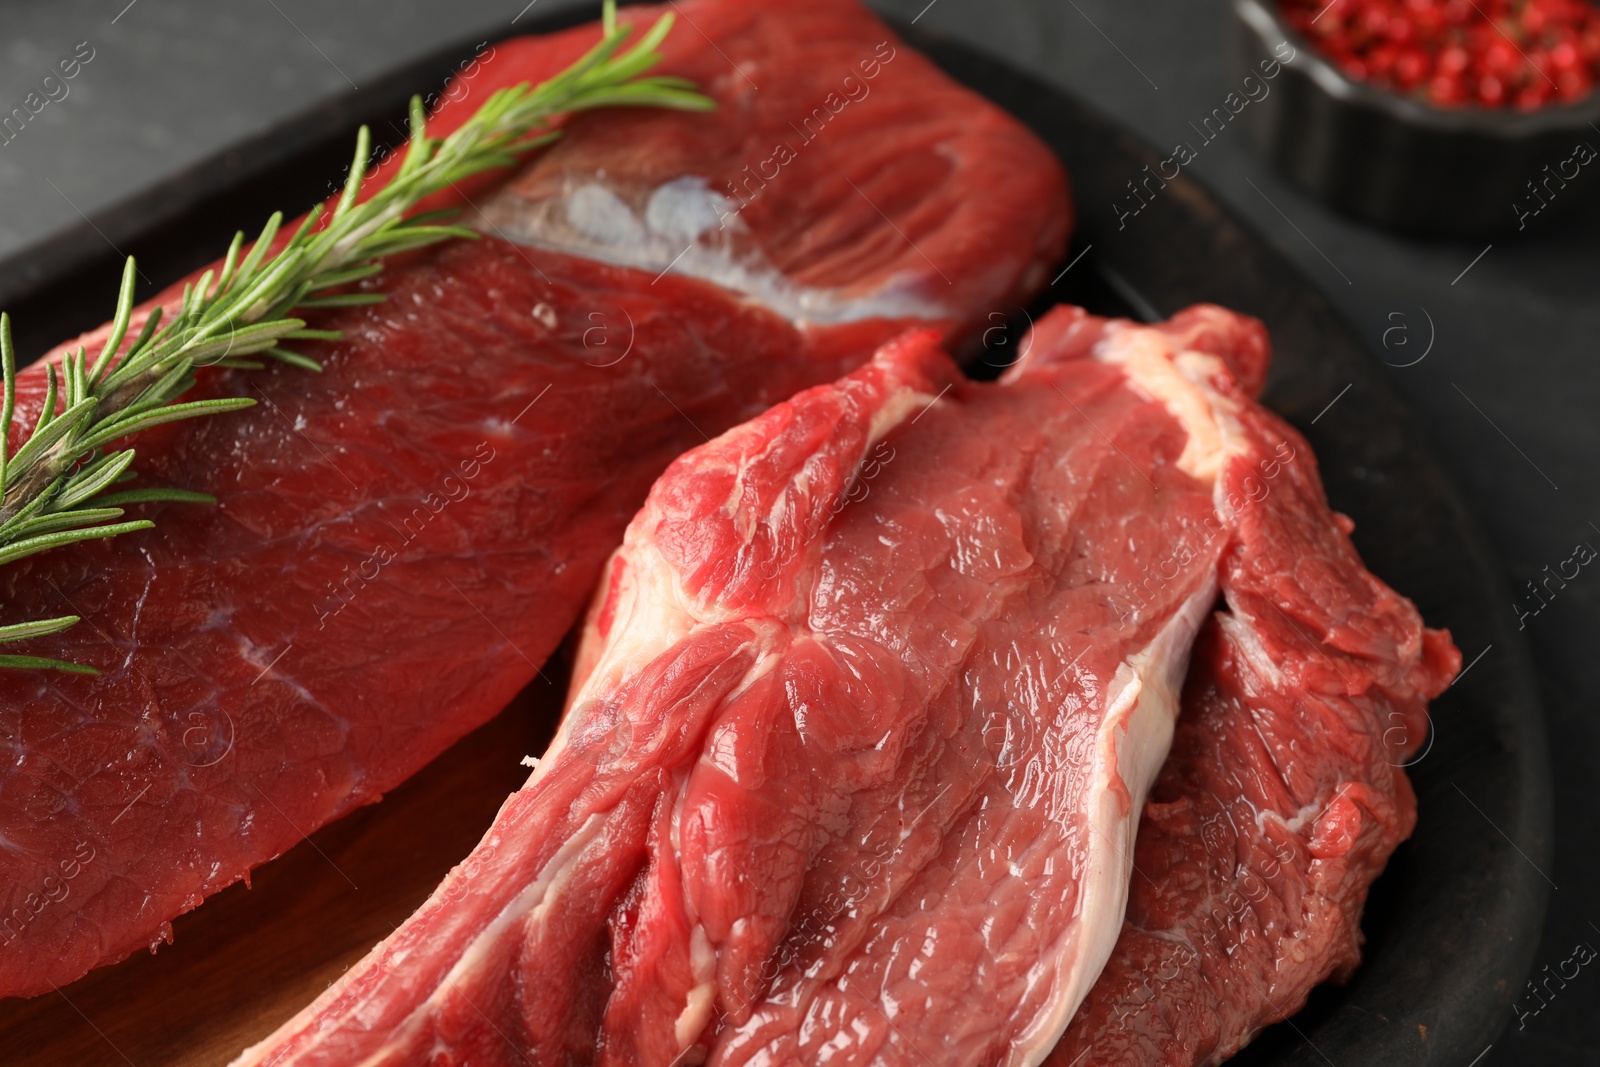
[232,306,1283,1067]
[1046,377,1460,1063]
[474,0,1073,338]
[0,244,906,1000]
[0,0,1072,1000]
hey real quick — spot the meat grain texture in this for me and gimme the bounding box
[1048,371,1459,1063]
[234,305,1457,1066]
[0,0,1070,998]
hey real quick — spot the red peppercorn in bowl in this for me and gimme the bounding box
[1235,0,1600,234]
[1281,0,1600,110]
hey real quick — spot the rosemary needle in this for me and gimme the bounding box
[0,1,711,673]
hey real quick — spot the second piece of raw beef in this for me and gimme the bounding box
[230,301,1453,1067]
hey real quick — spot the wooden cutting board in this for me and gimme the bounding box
[0,674,566,1066]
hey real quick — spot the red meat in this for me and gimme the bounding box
[0,0,1069,1001]
[1046,393,1459,1064]
[0,245,904,1000]
[465,0,1072,342]
[230,304,1450,1067]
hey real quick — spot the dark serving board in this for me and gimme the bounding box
[0,10,1550,1065]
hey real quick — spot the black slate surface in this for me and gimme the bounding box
[0,1,1594,1064]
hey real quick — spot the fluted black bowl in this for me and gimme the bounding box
[1233,0,1600,236]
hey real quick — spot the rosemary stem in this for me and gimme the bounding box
[0,0,712,672]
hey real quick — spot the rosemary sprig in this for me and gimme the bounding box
[0,1,710,674]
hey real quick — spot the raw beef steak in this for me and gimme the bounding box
[0,0,1071,999]
[233,304,1319,1067]
[0,247,905,1000]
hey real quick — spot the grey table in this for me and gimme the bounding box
[1,1,1594,1063]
